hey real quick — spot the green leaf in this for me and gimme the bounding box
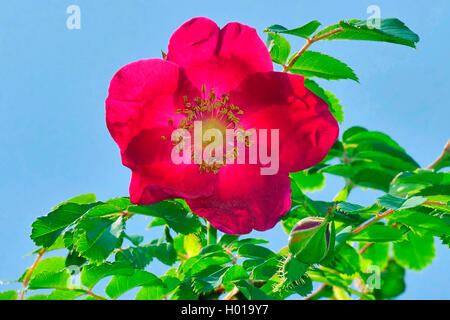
[31,202,97,248]
[423,202,450,213]
[284,257,308,282]
[171,282,198,300]
[373,260,405,299]
[73,214,125,263]
[308,268,352,289]
[58,193,97,206]
[360,242,390,270]
[322,162,395,192]
[222,265,248,284]
[115,246,154,269]
[238,244,277,260]
[191,266,228,294]
[345,130,406,152]
[28,270,72,290]
[316,18,419,48]
[321,164,354,178]
[251,258,279,281]
[353,151,418,172]
[324,243,360,275]
[377,194,427,210]
[343,126,367,142]
[136,272,180,300]
[65,249,86,268]
[149,239,178,266]
[265,20,321,38]
[124,233,144,246]
[235,280,274,300]
[47,289,85,300]
[266,32,291,65]
[180,246,230,278]
[389,171,450,197]
[80,262,135,289]
[393,233,435,270]
[183,234,202,257]
[325,127,419,193]
[218,234,239,247]
[128,200,202,235]
[351,225,404,242]
[290,171,325,192]
[0,290,17,300]
[336,202,381,215]
[322,90,344,123]
[19,257,66,282]
[229,238,269,250]
[290,51,358,81]
[135,285,167,300]
[105,270,163,299]
[292,276,313,297]
[25,294,48,300]
[390,210,450,237]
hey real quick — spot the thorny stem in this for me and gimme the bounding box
[351,201,444,236]
[304,283,328,300]
[222,286,240,300]
[283,27,344,72]
[358,242,374,255]
[19,248,46,300]
[351,209,395,235]
[85,289,107,300]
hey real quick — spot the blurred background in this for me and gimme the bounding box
[0,0,448,299]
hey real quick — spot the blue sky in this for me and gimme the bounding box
[0,0,448,299]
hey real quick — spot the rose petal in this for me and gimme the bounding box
[106,58,198,151]
[167,17,273,96]
[123,127,217,204]
[231,72,339,173]
[186,164,292,235]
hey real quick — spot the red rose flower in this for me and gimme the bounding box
[106,17,339,235]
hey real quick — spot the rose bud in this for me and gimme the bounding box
[288,216,331,264]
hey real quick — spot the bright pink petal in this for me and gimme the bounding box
[123,127,217,204]
[129,163,217,204]
[167,17,273,95]
[230,72,339,173]
[106,58,198,152]
[186,165,292,235]
[106,59,215,203]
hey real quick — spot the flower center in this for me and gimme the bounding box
[176,85,243,131]
[164,85,254,174]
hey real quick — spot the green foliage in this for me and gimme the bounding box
[393,233,435,271]
[373,260,406,299]
[304,79,344,123]
[265,20,321,39]
[31,201,98,248]
[266,32,291,65]
[105,270,163,299]
[320,127,420,192]
[315,18,419,48]
[351,225,404,243]
[289,51,358,81]
[128,200,202,235]
[0,291,17,300]
[1,15,448,302]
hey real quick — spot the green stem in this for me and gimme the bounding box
[19,248,46,300]
[283,27,344,72]
[207,222,217,245]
